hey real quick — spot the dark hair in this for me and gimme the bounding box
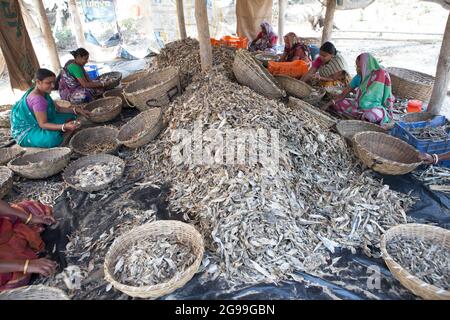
[35,68,56,81]
[70,48,89,58]
[320,42,337,55]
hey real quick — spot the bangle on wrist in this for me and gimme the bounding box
[25,213,32,224]
[73,107,78,115]
[432,154,439,165]
[23,259,30,274]
[61,123,66,132]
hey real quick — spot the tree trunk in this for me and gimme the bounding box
[321,0,337,45]
[428,11,450,115]
[195,0,212,71]
[32,0,61,71]
[278,0,286,45]
[68,0,86,49]
[176,0,187,39]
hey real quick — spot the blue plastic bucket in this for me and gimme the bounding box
[84,65,99,80]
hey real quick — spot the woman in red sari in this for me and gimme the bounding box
[0,199,57,291]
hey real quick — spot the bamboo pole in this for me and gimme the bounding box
[321,0,337,45]
[68,0,86,49]
[195,0,212,71]
[176,0,187,39]
[278,0,286,45]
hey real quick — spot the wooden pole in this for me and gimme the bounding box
[68,0,86,49]
[176,0,187,40]
[195,0,212,71]
[321,0,337,45]
[278,0,286,45]
[32,0,61,71]
[428,11,450,115]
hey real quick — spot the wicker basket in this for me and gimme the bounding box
[387,67,435,101]
[54,100,71,109]
[255,53,280,67]
[0,285,69,300]
[104,220,204,299]
[98,71,122,90]
[0,166,13,199]
[233,49,285,99]
[103,87,126,107]
[288,97,336,129]
[84,97,122,123]
[118,108,163,149]
[302,88,326,105]
[8,147,72,179]
[336,120,388,141]
[63,154,125,192]
[381,224,450,300]
[70,126,120,156]
[353,132,422,175]
[123,67,181,112]
[275,75,312,98]
[121,70,150,88]
[0,146,25,165]
[0,104,12,128]
[400,112,435,123]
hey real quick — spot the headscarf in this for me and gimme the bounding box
[260,21,275,38]
[284,32,299,48]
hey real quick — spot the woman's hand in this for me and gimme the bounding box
[419,153,435,165]
[30,214,56,225]
[28,258,58,277]
[321,100,334,111]
[63,121,79,132]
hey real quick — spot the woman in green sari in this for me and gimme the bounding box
[10,68,89,148]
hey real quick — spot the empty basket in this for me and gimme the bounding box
[336,120,387,141]
[387,67,434,101]
[84,97,122,123]
[118,108,163,149]
[70,126,120,156]
[0,166,13,199]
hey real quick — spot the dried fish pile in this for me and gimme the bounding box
[8,179,66,206]
[387,236,450,290]
[413,166,450,193]
[0,128,12,142]
[113,237,196,286]
[408,124,449,140]
[73,163,122,188]
[132,68,414,286]
[82,142,117,154]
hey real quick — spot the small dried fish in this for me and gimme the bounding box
[73,163,122,188]
[408,124,449,140]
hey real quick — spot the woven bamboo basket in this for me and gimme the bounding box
[0,104,12,128]
[63,154,125,192]
[288,97,337,129]
[303,88,327,105]
[70,126,120,156]
[123,67,181,112]
[275,75,312,98]
[336,120,388,141]
[387,67,435,101]
[255,53,280,67]
[0,285,69,300]
[0,166,13,199]
[233,49,285,99]
[54,99,71,109]
[121,70,150,88]
[103,87,126,107]
[8,147,71,179]
[380,224,450,300]
[353,132,422,175]
[400,112,435,123]
[118,108,163,149]
[104,220,204,299]
[84,97,122,123]
[0,146,24,165]
[98,71,122,90]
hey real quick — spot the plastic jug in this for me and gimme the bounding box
[407,100,422,113]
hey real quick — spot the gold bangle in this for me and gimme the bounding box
[25,213,32,225]
[23,259,29,274]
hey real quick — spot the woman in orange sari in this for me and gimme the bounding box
[0,199,57,291]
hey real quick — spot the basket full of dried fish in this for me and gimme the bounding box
[8,147,72,179]
[0,166,13,199]
[0,145,24,165]
[233,49,285,100]
[381,224,450,300]
[274,75,312,98]
[123,67,181,112]
[337,120,387,141]
[84,97,122,123]
[0,104,12,128]
[118,108,162,149]
[353,132,422,175]
[0,285,69,300]
[63,154,125,192]
[103,87,127,107]
[104,220,204,298]
[121,70,150,88]
[98,71,122,90]
[70,126,120,156]
[387,67,434,101]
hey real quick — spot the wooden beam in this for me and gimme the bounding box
[32,0,61,71]
[321,0,337,45]
[195,0,212,71]
[68,0,86,49]
[176,0,187,40]
[278,0,287,45]
[428,11,450,115]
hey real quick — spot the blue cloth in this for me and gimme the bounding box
[350,74,362,89]
[308,45,320,60]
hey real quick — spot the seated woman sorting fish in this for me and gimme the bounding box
[301,41,351,87]
[0,199,57,291]
[10,68,89,148]
[248,22,278,53]
[58,48,105,104]
[279,32,311,64]
[322,53,394,125]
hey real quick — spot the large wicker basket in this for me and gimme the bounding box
[0,285,69,300]
[387,67,435,101]
[233,49,285,100]
[121,70,150,88]
[103,87,126,107]
[123,67,181,112]
[63,154,125,192]
[380,224,450,300]
[0,104,12,128]
[336,120,387,141]
[8,147,72,179]
[275,75,312,98]
[400,112,435,123]
[104,220,204,299]
[255,53,280,67]
[0,166,13,199]
[0,146,24,165]
[288,97,337,129]
[84,97,122,123]
[98,71,122,90]
[118,108,163,149]
[353,132,422,175]
[70,126,120,156]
